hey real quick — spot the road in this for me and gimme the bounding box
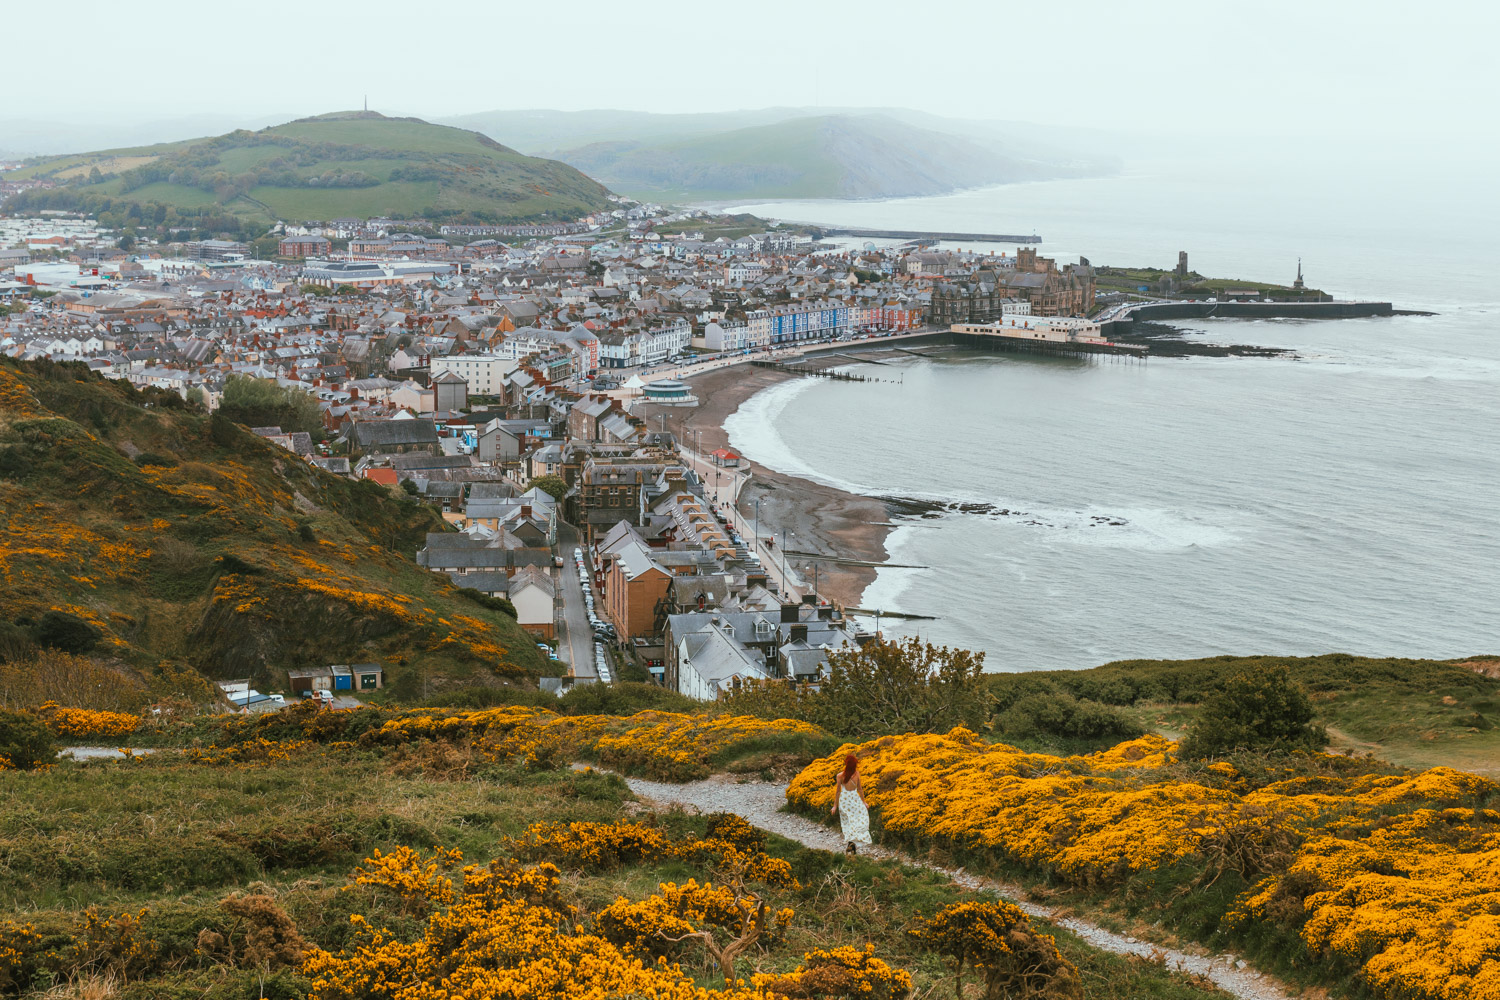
[674,444,806,600]
[583,328,943,403]
[554,522,598,681]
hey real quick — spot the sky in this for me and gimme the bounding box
[4,0,1496,142]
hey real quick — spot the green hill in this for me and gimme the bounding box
[0,358,549,692]
[3,111,612,225]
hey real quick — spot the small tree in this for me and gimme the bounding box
[1179,665,1326,758]
[910,900,1081,1000]
[818,636,989,738]
[525,474,567,502]
[0,711,55,770]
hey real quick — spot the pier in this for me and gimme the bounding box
[815,227,1041,244]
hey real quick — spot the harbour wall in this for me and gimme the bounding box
[1107,300,1395,333]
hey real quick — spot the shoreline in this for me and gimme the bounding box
[633,361,895,609]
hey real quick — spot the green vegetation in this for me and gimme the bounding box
[983,653,1500,770]
[0,711,53,771]
[651,213,775,241]
[0,357,547,693]
[216,375,324,437]
[1178,665,1326,758]
[5,111,612,226]
[726,637,989,740]
[523,473,566,501]
[0,736,1229,999]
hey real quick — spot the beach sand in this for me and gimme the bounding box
[633,362,892,609]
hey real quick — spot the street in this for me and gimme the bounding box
[554,521,598,681]
[674,443,806,600]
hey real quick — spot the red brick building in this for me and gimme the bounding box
[278,235,332,258]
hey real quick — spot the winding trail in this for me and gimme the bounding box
[619,773,1292,1000]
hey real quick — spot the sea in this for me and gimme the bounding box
[719,145,1500,672]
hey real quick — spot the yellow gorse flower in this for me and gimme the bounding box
[789,730,1500,1000]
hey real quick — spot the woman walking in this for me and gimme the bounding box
[830,753,872,855]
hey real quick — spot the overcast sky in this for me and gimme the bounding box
[6,0,1495,140]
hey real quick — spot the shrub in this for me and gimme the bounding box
[817,636,990,739]
[456,587,517,618]
[910,900,1081,1000]
[557,681,697,716]
[133,451,178,467]
[993,692,1144,745]
[1179,665,1326,758]
[0,710,55,769]
[33,609,101,654]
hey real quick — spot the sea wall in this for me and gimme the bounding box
[1108,299,1394,333]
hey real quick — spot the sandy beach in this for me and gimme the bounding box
[633,360,894,609]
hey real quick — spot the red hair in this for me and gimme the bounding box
[840,753,858,783]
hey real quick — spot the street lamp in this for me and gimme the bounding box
[781,529,790,595]
[753,499,761,558]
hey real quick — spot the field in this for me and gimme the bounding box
[0,711,1231,1000]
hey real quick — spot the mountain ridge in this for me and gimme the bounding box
[443,106,1120,200]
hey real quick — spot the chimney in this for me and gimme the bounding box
[780,603,800,624]
[789,624,808,644]
[520,504,531,519]
[817,607,833,621]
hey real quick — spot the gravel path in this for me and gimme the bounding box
[60,746,160,759]
[620,773,1293,1000]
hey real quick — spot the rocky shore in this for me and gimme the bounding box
[1109,321,1294,357]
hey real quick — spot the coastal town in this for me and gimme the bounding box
[0,203,1135,700]
[0,200,1380,703]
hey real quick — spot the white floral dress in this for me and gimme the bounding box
[837,782,872,846]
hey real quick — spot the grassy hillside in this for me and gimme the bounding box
[3,111,612,225]
[987,652,1500,772]
[0,710,1228,1000]
[0,358,548,691]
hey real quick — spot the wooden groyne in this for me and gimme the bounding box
[751,360,871,382]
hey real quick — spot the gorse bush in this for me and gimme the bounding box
[910,900,1081,1000]
[788,730,1500,1000]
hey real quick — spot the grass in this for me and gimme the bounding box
[987,653,1500,772]
[250,181,441,220]
[0,749,1233,1000]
